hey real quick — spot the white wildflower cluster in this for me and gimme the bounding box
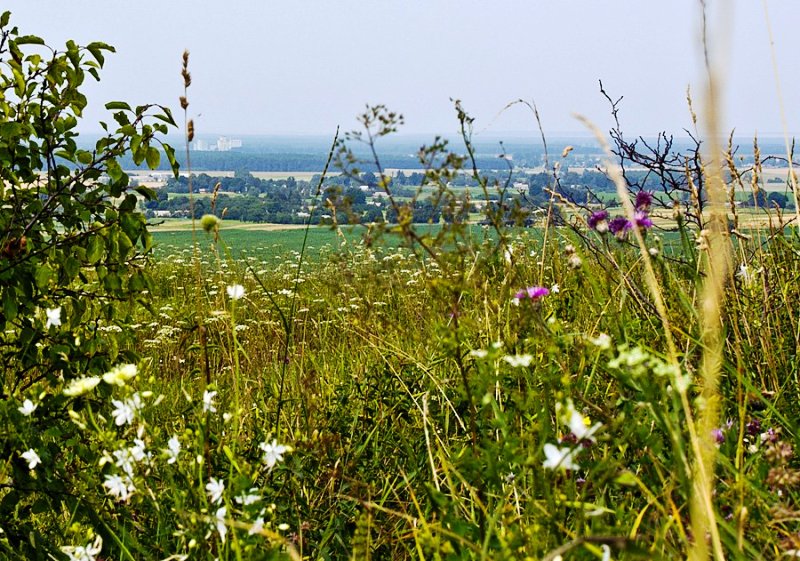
[608,344,692,394]
[61,535,103,561]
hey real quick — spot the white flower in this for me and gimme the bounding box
[259,439,288,468]
[165,436,181,464]
[542,443,580,471]
[111,399,135,426]
[103,474,134,502]
[214,506,228,543]
[588,333,612,350]
[469,349,488,359]
[113,447,136,477]
[61,535,103,561]
[21,449,41,470]
[63,376,101,397]
[202,390,217,413]
[235,488,261,506]
[565,404,601,443]
[503,354,534,368]
[206,477,225,504]
[248,516,265,536]
[45,307,62,329]
[18,399,37,416]
[102,363,138,386]
[226,284,245,300]
[550,284,560,294]
[130,439,148,463]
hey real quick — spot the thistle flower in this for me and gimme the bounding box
[587,210,609,233]
[635,190,653,211]
[514,286,549,301]
[632,210,653,229]
[608,216,631,240]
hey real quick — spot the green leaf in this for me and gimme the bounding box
[34,266,52,290]
[105,101,131,111]
[14,35,45,46]
[87,235,103,264]
[145,146,160,169]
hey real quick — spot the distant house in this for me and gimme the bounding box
[154,210,172,218]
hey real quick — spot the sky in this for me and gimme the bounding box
[3,1,799,141]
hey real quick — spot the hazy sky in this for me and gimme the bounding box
[4,1,799,140]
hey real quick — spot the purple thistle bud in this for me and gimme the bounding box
[632,210,654,229]
[635,191,653,212]
[587,210,609,232]
[608,216,631,239]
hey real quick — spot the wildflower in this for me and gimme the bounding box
[542,443,580,471]
[588,333,612,350]
[469,349,488,359]
[514,286,549,301]
[550,284,560,294]
[648,247,659,257]
[587,210,609,233]
[235,488,261,506]
[634,190,653,212]
[203,390,217,413]
[206,477,225,504]
[503,354,534,368]
[226,284,245,300]
[248,516,265,536]
[103,473,135,502]
[102,363,138,386]
[45,307,62,329]
[61,535,103,561]
[63,376,101,397]
[21,449,41,470]
[564,403,602,443]
[608,216,631,240]
[259,439,288,468]
[214,506,228,543]
[111,399,135,426]
[113,448,136,477]
[129,439,149,463]
[165,435,181,464]
[632,210,653,229]
[18,399,37,416]
[567,254,582,269]
[712,428,725,445]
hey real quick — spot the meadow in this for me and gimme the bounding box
[5,11,800,561]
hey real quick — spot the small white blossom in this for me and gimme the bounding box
[102,364,138,386]
[113,447,135,477]
[550,284,560,294]
[18,399,37,416]
[45,307,62,329]
[214,506,228,543]
[259,439,288,468]
[103,474,135,502]
[588,333,612,350]
[248,516,265,536]
[111,399,135,426]
[563,402,601,442]
[235,488,261,506]
[203,390,217,413]
[206,477,225,504]
[226,284,245,300]
[129,439,148,463]
[21,449,41,470]
[63,376,101,397]
[61,535,103,561]
[165,435,181,464]
[542,443,580,471]
[503,354,534,368]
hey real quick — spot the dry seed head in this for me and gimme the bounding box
[182,70,192,88]
[179,96,189,110]
[182,50,189,67]
[187,119,195,142]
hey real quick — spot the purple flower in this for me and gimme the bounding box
[587,210,609,232]
[608,216,631,239]
[635,191,653,211]
[746,419,761,436]
[514,286,550,301]
[712,428,725,444]
[632,210,653,229]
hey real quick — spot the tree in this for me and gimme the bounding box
[0,12,178,557]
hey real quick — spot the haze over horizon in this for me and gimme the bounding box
[5,1,800,142]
